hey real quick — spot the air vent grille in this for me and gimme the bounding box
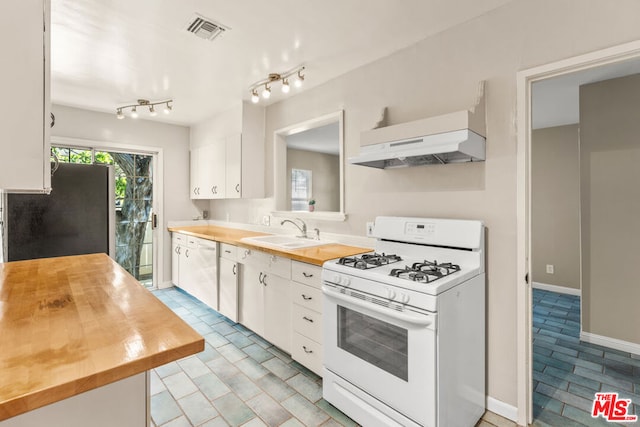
[185,14,229,41]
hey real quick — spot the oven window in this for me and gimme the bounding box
[337,306,408,381]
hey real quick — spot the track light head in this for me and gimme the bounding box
[281,79,290,93]
[116,109,124,120]
[251,89,260,103]
[149,105,157,116]
[163,102,172,114]
[262,84,271,99]
[130,106,138,119]
[295,70,305,88]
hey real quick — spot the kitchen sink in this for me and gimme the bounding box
[240,234,330,249]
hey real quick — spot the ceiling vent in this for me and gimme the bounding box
[185,13,229,41]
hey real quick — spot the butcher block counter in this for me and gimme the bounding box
[0,253,204,425]
[168,225,371,266]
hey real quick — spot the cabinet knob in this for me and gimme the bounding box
[302,346,313,354]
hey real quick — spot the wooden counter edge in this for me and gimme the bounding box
[0,338,204,421]
[168,225,372,266]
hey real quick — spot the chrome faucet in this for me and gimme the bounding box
[281,218,308,238]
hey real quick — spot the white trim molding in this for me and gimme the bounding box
[532,282,581,296]
[580,332,640,356]
[486,396,518,423]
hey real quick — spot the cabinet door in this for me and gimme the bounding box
[171,242,181,286]
[263,273,291,353]
[201,142,226,199]
[0,0,50,192]
[239,264,264,336]
[180,245,195,293]
[225,134,242,198]
[219,257,238,322]
[189,147,201,199]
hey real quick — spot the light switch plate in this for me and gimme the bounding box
[366,222,374,236]
[262,215,271,226]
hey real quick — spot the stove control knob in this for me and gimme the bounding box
[343,277,351,287]
[400,293,410,304]
[386,287,397,300]
[333,275,342,285]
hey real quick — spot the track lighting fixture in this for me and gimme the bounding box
[248,65,305,103]
[116,99,173,120]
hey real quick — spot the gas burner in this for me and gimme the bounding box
[389,260,461,283]
[338,253,402,270]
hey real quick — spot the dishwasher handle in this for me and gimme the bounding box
[323,286,435,328]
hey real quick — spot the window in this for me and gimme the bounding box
[291,168,312,211]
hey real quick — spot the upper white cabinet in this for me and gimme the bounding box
[191,140,225,199]
[0,0,51,193]
[190,101,265,200]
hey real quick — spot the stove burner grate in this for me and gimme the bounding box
[337,253,402,270]
[389,260,461,283]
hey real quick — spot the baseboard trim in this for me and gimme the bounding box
[486,396,518,422]
[580,331,640,355]
[532,282,580,296]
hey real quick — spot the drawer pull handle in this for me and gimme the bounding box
[302,272,314,278]
[303,316,314,323]
[225,250,232,254]
[301,294,312,301]
[303,346,313,354]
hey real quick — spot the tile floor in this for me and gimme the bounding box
[150,286,511,427]
[532,289,640,426]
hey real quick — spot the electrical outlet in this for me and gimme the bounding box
[262,215,271,226]
[546,264,554,274]
[366,222,374,236]
[202,210,209,219]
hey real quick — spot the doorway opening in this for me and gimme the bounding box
[51,142,160,288]
[517,41,640,425]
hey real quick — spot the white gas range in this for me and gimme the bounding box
[322,217,486,427]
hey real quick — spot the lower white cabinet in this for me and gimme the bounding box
[290,261,324,376]
[238,249,292,353]
[219,243,239,322]
[171,233,218,310]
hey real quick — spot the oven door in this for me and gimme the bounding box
[323,284,437,427]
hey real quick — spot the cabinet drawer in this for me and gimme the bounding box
[187,236,199,248]
[172,233,186,245]
[220,243,237,261]
[291,261,322,289]
[291,281,323,313]
[291,333,323,377]
[196,238,217,251]
[292,304,323,344]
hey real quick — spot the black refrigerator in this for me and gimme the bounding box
[5,162,114,261]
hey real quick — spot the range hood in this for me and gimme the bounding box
[350,85,486,169]
[349,128,485,169]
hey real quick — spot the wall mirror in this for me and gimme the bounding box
[273,110,345,221]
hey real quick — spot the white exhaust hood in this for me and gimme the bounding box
[350,84,486,169]
[349,128,485,169]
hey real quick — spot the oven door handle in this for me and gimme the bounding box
[323,286,434,327]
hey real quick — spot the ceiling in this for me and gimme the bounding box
[532,58,640,129]
[51,0,513,126]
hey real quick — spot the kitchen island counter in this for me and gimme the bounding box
[168,224,371,266]
[0,253,204,423]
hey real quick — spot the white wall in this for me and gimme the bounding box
[206,0,640,408]
[51,104,199,286]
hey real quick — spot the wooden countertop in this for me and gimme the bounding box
[168,225,372,266]
[0,253,204,421]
